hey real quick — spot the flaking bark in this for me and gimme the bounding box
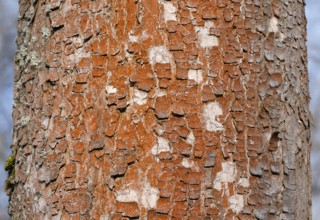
[9,0,311,219]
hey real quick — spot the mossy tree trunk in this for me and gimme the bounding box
[8,0,311,219]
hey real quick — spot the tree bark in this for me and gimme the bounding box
[8,0,311,219]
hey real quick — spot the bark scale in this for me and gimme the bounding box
[9,0,311,219]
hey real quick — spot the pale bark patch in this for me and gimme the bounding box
[188,69,203,83]
[19,116,31,127]
[159,1,177,22]
[116,189,139,202]
[151,137,171,156]
[141,182,160,209]
[202,102,224,132]
[99,215,110,220]
[133,88,148,105]
[148,46,172,65]
[128,35,139,43]
[67,48,90,63]
[181,158,195,168]
[228,194,244,213]
[195,22,219,48]
[186,131,195,145]
[213,162,236,190]
[269,17,279,33]
[106,85,117,94]
[128,31,148,43]
[238,178,250,187]
[41,118,49,129]
[115,182,159,209]
[155,90,167,97]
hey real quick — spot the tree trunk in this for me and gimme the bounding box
[8,0,311,219]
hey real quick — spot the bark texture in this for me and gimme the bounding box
[9,0,311,219]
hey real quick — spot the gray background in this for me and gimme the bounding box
[0,0,319,219]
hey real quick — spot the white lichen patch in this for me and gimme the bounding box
[99,215,110,220]
[181,158,195,168]
[72,36,83,47]
[41,118,50,129]
[186,131,195,145]
[153,89,167,98]
[202,102,224,132]
[30,52,41,67]
[74,48,91,63]
[38,197,48,213]
[148,46,172,65]
[20,116,31,127]
[128,35,139,43]
[213,162,236,190]
[133,88,148,105]
[41,26,51,39]
[268,17,279,33]
[156,90,167,97]
[159,1,177,22]
[188,69,203,83]
[116,189,139,202]
[279,32,285,41]
[238,178,250,187]
[128,31,149,43]
[195,22,219,48]
[240,1,245,14]
[151,137,171,155]
[106,85,117,94]
[116,182,159,209]
[228,194,244,213]
[264,132,272,142]
[141,182,160,209]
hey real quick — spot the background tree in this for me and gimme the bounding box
[8,0,312,219]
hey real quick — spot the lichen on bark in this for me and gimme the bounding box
[8,0,312,219]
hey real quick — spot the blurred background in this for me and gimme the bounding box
[307,0,320,218]
[0,0,18,219]
[0,0,319,219]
